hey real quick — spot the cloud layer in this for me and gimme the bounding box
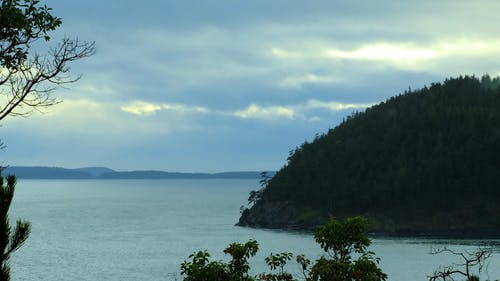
[2,0,500,171]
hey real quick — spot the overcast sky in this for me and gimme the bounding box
[2,0,500,172]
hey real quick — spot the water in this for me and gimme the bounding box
[8,179,500,280]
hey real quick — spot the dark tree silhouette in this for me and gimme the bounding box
[0,173,30,281]
[180,240,259,281]
[0,0,95,120]
[427,247,493,281]
[182,217,387,281]
[240,75,500,235]
[305,217,387,281]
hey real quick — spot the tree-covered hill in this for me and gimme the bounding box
[238,75,500,236]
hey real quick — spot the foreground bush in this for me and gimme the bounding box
[181,216,387,281]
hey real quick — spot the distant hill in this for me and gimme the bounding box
[2,166,92,179]
[238,75,500,236]
[72,167,116,177]
[1,166,270,180]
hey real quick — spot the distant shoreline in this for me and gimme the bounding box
[1,166,274,180]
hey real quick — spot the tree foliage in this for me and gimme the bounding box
[0,173,30,281]
[180,240,258,281]
[0,0,95,120]
[0,1,94,280]
[0,0,61,67]
[305,217,387,281]
[258,252,294,281]
[242,75,500,234]
[181,217,387,281]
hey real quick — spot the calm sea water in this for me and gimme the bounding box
[8,179,500,281]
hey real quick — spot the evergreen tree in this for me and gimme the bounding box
[0,173,30,281]
[240,75,500,235]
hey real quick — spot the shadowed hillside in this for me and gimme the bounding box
[238,75,500,236]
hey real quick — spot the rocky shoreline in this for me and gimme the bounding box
[237,200,500,237]
[237,201,328,231]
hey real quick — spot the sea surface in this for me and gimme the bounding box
[9,179,500,281]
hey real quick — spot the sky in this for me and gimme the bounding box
[2,0,500,172]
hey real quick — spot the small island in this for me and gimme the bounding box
[238,75,500,236]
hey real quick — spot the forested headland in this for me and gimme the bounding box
[238,75,500,236]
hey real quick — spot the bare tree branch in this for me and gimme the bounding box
[427,247,493,281]
[0,37,95,120]
[0,0,95,121]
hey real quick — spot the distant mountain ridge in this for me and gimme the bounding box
[72,167,116,177]
[1,166,270,180]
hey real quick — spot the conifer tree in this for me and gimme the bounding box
[0,173,30,281]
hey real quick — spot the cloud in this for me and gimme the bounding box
[62,10,500,110]
[279,73,338,89]
[269,42,439,63]
[304,99,375,111]
[234,104,295,120]
[270,48,305,59]
[325,43,437,61]
[269,38,500,75]
[8,0,500,171]
[162,103,210,114]
[308,116,321,122]
[121,102,162,116]
[268,42,439,73]
[120,98,373,122]
[232,99,373,121]
[121,101,210,116]
[436,38,500,58]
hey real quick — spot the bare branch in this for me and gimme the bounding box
[0,37,95,120]
[428,247,493,281]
